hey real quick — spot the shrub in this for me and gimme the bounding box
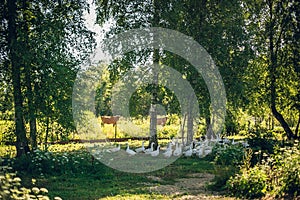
[12,146,101,176]
[0,172,53,200]
[227,140,300,199]
[0,122,15,145]
[158,125,179,138]
[0,158,56,200]
[227,166,268,199]
[213,144,245,166]
[271,141,300,198]
[210,144,246,190]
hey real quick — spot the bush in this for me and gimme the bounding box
[209,144,246,190]
[0,122,15,145]
[271,141,300,198]
[0,158,56,200]
[0,172,52,200]
[227,140,300,199]
[212,165,238,190]
[227,166,268,199]
[11,146,103,176]
[213,144,245,166]
[248,132,280,165]
[158,125,179,138]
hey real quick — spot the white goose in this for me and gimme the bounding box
[144,142,155,154]
[241,140,249,148]
[126,143,136,156]
[232,139,236,145]
[203,146,213,156]
[196,146,205,158]
[163,148,173,158]
[183,141,194,151]
[173,143,183,156]
[162,143,173,158]
[150,146,160,157]
[108,144,121,153]
[183,146,193,157]
[135,141,145,153]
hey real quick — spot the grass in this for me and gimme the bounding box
[26,157,214,199]
[3,142,216,199]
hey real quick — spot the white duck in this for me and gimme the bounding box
[183,141,194,151]
[203,146,213,156]
[183,146,193,157]
[150,146,160,157]
[162,143,173,158]
[135,141,145,153]
[232,139,236,145]
[171,137,178,146]
[108,144,121,153]
[241,140,249,148]
[144,142,155,154]
[196,146,205,158]
[163,148,173,158]
[173,143,183,156]
[126,143,136,156]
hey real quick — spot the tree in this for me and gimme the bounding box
[96,0,253,145]
[96,0,161,148]
[25,0,95,145]
[1,0,95,155]
[7,0,30,156]
[267,0,299,139]
[244,0,299,139]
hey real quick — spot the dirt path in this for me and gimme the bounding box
[147,173,237,200]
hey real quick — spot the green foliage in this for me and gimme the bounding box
[11,145,100,176]
[0,158,56,200]
[227,165,268,199]
[158,125,179,139]
[247,130,281,165]
[0,172,52,200]
[209,144,246,190]
[227,141,300,199]
[0,121,15,145]
[1,0,96,155]
[213,144,245,166]
[224,110,239,135]
[0,146,16,158]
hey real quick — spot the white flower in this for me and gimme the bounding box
[40,188,48,193]
[13,177,21,182]
[32,187,40,194]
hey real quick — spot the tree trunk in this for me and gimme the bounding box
[181,113,187,144]
[7,0,30,157]
[44,97,51,150]
[149,49,159,149]
[44,115,50,151]
[186,106,194,145]
[268,0,295,140]
[149,104,158,149]
[148,0,160,149]
[22,0,37,150]
[294,113,300,138]
[205,117,212,139]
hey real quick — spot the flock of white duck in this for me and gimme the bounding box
[106,137,249,158]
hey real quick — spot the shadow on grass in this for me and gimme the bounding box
[31,157,214,199]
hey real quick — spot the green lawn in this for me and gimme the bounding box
[1,142,240,199]
[29,158,214,199]
[12,148,221,200]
